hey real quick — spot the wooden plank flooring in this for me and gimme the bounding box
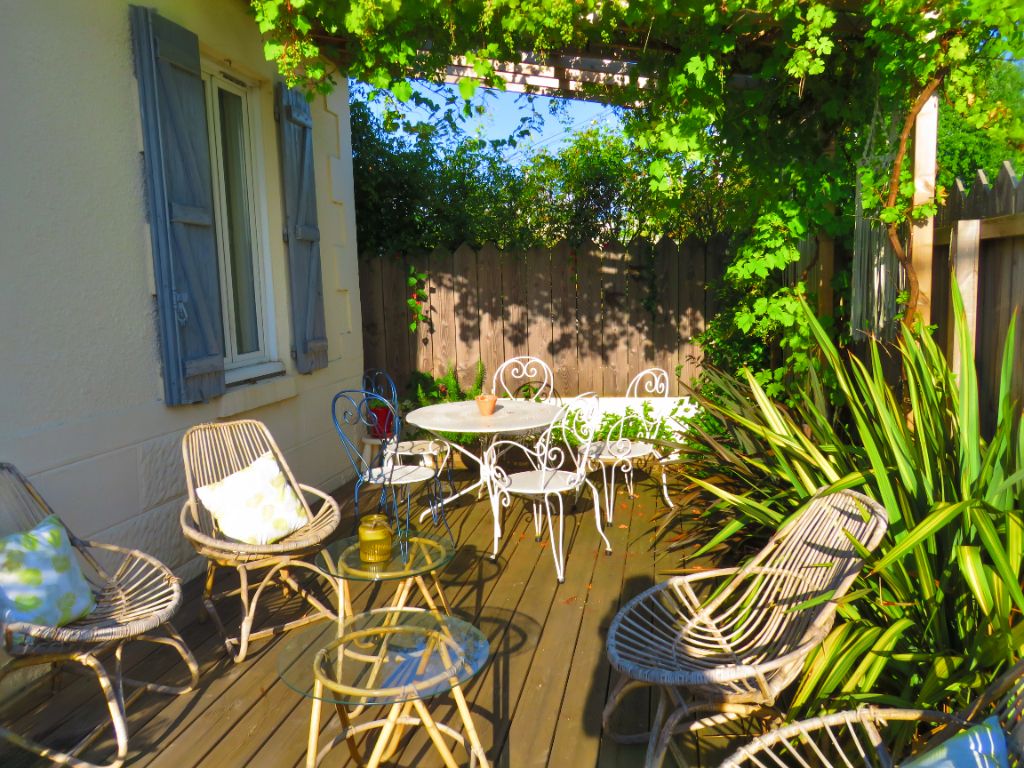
[0,469,727,767]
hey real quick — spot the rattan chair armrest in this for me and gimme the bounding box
[297,483,343,519]
[720,707,964,767]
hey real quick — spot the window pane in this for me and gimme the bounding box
[217,88,259,355]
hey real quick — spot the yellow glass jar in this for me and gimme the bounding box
[358,514,393,563]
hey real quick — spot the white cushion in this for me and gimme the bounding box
[196,452,307,545]
[0,515,95,627]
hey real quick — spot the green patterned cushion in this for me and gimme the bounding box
[196,452,307,545]
[0,515,95,627]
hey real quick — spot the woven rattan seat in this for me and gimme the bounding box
[0,463,199,768]
[603,489,890,767]
[180,419,341,662]
[721,657,1024,767]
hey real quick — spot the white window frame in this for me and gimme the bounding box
[201,63,279,381]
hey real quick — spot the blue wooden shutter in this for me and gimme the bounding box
[276,84,329,374]
[130,6,225,404]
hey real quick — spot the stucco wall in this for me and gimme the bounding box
[0,0,363,577]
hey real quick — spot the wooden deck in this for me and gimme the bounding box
[1,470,734,767]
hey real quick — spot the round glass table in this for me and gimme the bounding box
[318,528,457,617]
[279,608,491,768]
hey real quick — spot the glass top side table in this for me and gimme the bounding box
[279,608,491,768]
[318,528,456,617]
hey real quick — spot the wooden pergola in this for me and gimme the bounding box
[441,49,941,326]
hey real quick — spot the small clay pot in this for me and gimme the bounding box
[475,393,498,416]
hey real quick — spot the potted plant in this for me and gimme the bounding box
[366,396,395,439]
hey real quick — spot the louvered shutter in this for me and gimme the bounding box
[276,84,328,374]
[130,7,225,404]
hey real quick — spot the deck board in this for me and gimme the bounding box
[1,469,715,767]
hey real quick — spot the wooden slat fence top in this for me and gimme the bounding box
[359,239,719,395]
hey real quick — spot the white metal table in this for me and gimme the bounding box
[406,399,561,557]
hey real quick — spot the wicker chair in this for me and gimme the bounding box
[603,490,890,768]
[491,356,556,402]
[720,657,1024,767]
[180,420,341,663]
[0,463,198,768]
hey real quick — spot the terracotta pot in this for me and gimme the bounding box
[475,394,498,416]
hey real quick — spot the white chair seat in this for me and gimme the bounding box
[502,469,580,496]
[589,440,656,462]
[362,464,436,485]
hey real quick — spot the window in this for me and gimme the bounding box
[131,7,327,405]
[202,67,273,374]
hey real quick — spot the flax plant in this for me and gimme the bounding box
[670,285,1023,718]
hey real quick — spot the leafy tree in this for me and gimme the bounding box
[936,58,1024,192]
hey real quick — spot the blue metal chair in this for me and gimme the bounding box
[331,390,451,559]
[361,368,455,497]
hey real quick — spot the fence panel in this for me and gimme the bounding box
[359,238,726,395]
[576,244,604,394]
[601,247,630,395]
[452,244,480,387]
[430,247,457,380]
[476,243,505,390]
[549,242,579,398]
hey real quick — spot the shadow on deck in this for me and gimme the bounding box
[0,469,734,767]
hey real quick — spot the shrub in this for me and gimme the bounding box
[665,285,1023,726]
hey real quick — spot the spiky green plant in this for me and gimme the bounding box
[666,284,1023,721]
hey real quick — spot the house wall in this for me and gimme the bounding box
[0,0,363,577]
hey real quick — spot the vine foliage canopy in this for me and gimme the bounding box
[252,0,1023,383]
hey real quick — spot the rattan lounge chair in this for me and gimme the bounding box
[603,489,890,767]
[180,419,341,663]
[0,463,199,768]
[720,657,1024,766]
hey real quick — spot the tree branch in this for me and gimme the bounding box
[884,71,944,328]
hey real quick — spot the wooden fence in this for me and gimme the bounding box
[934,161,1024,432]
[359,239,728,397]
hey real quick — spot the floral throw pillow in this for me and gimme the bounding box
[0,515,96,627]
[196,452,307,545]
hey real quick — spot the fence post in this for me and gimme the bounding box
[949,219,980,375]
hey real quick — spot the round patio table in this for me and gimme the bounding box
[279,607,491,768]
[406,399,561,557]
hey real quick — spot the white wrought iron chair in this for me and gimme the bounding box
[603,490,890,767]
[721,657,1024,767]
[491,356,556,402]
[484,394,611,582]
[180,420,341,663]
[1,463,199,768]
[589,368,671,522]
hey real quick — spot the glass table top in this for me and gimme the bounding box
[319,528,456,582]
[278,608,489,706]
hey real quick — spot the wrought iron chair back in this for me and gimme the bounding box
[362,367,400,407]
[491,356,555,402]
[331,389,403,482]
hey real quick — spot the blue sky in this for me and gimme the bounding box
[359,80,621,164]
